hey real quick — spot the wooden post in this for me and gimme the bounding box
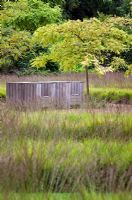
[85,66,89,98]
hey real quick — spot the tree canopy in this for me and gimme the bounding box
[31,17,132,74]
[0,0,132,74]
[0,0,62,72]
[0,0,62,31]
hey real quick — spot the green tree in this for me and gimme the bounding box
[42,0,132,19]
[0,28,31,72]
[0,0,62,32]
[0,0,62,72]
[31,18,132,96]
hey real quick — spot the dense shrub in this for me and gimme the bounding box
[0,28,31,73]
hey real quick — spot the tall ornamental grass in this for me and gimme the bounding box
[0,109,132,193]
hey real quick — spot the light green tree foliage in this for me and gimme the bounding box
[105,16,132,34]
[31,17,132,74]
[0,0,62,31]
[111,57,128,72]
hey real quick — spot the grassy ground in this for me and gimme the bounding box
[1,110,132,140]
[0,110,132,194]
[0,72,132,199]
[0,138,131,192]
[0,192,132,200]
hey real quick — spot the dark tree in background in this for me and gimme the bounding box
[42,0,132,19]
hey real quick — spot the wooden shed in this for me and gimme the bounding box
[6,81,84,108]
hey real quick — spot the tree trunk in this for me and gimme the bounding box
[85,66,89,98]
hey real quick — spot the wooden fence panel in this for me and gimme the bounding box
[6,81,84,108]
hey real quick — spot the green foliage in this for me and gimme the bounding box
[1,0,62,31]
[105,16,132,34]
[111,57,128,72]
[31,17,132,74]
[0,86,6,98]
[0,1,132,73]
[0,28,31,72]
[42,0,132,19]
[0,0,62,73]
[116,0,132,17]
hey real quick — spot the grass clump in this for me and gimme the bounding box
[90,88,132,104]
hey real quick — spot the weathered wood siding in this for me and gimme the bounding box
[6,81,84,108]
[6,82,37,104]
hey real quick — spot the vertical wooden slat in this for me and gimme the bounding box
[13,83,15,102]
[11,83,13,101]
[15,83,18,102]
[51,83,56,106]
[25,84,29,103]
[34,84,37,100]
[6,82,9,101]
[21,83,24,102]
[32,84,34,100]
[36,84,41,97]
[10,83,12,99]
[65,83,71,108]
[80,82,84,102]
[30,84,32,101]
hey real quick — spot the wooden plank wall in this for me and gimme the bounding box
[6,83,37,104]
[6,82,84,108]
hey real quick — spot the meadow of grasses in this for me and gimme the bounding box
[0,109,132,197]
[0,72,132,199]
